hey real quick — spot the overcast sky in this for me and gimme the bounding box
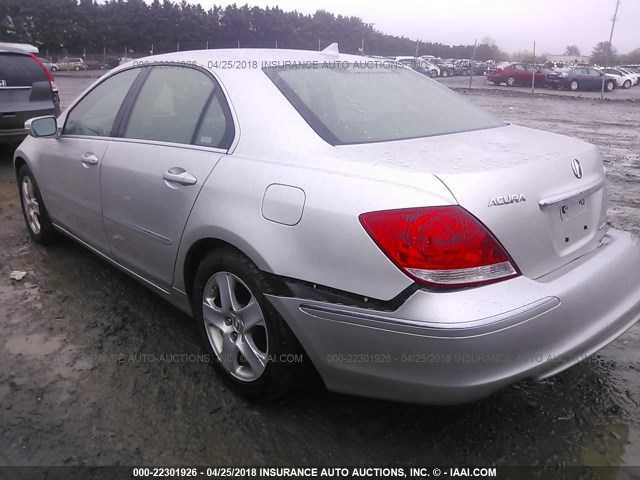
[195,0,639,54]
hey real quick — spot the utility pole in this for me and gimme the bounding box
[601,0,621,99]
[530,41,536,95]
[469,38,477,89]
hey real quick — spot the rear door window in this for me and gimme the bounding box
[124,66,234,148]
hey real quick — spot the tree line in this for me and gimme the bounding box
[2,0,638,65]
[1,0,505,60]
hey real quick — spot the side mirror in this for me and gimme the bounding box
[25,116,59,138]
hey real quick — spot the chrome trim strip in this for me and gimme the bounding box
[298,296,560,332]
[52,223,172,294]
[103,213,173,245]
[0,86,31,90]
[538,178,605,210]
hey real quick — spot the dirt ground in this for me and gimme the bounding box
[1,78,640,468]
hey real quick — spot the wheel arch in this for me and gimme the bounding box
[14,155,27,179]
[181,235,270,301]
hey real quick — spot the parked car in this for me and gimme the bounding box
[487,63,547,86]
[393,56,439,78]
[429,58,455,77]
[620,65,640,75]
[601,68,635,89]
[0,44,60,144]
[83,59,101,70]
[37,57,59,72]
[57,57,86,71]
[14,47,640,404]
[617,67,639,85]
[545,67,616,92]
[103,56,122,70]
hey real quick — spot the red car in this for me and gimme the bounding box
[487,63,547,87]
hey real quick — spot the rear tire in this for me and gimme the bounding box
[492,81,501,86]
[17,164,57,245]
[623,80,631,89]
[430,69,438,78]
[192,248,307,400]
[442,70,449,77]
[569,80,579,91]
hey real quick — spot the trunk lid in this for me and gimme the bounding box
[338,124,608,279]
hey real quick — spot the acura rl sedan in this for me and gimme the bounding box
[14,46,640,404]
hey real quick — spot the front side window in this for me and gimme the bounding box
[124,66,223,146]
[64,68,141,137]
[266,64,504,145]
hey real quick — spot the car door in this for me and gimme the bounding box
[37,67,142,253]
[586,68,602,89]
[512,64,526,84]
[100,65,235,289]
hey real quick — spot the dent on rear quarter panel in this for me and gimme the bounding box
[177,151,457,301]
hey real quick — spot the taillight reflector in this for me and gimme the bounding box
[359,206,519,288]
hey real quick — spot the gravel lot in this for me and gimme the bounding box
[1,76,639,467]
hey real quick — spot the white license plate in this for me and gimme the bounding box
[560,197,586,221]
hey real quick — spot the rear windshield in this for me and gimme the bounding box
[265,63,504,145]
[0,53,46,87]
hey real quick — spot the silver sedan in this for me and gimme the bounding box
[14,46,640,404]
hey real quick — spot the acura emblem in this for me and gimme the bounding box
[572,159,583,179]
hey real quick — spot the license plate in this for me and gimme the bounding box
[560,197,586,221]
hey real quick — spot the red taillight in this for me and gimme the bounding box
[359,206,519,288]
[29,53,58,92]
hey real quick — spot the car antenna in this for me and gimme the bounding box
[321,43,340,57]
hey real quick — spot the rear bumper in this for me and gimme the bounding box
[267,229,640,404]
[0,105,57,143]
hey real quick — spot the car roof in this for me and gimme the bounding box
[118,46,365,69]
[0,43,34,55]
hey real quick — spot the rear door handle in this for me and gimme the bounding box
[81,152,99,166]
[162,167,197,186]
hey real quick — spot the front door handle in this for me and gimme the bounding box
[162,167,197,187]
[81,152,99,166]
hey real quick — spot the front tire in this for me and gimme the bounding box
[442,70,449,77]
[506,76,516,87]
[569,80,579,91]
[623,80,631,89]
[17,164,56,244]
[492,81,501,86]
[430,69,438,78]
[606,80,615,92]
[192,248,306,400]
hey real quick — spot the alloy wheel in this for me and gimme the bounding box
[21,177,41,235]
[202,271,268,381]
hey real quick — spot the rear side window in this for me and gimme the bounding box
[64,68,140,137]
[124,66,233,148]
[0,53,47,87]
[266,64,504,145]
